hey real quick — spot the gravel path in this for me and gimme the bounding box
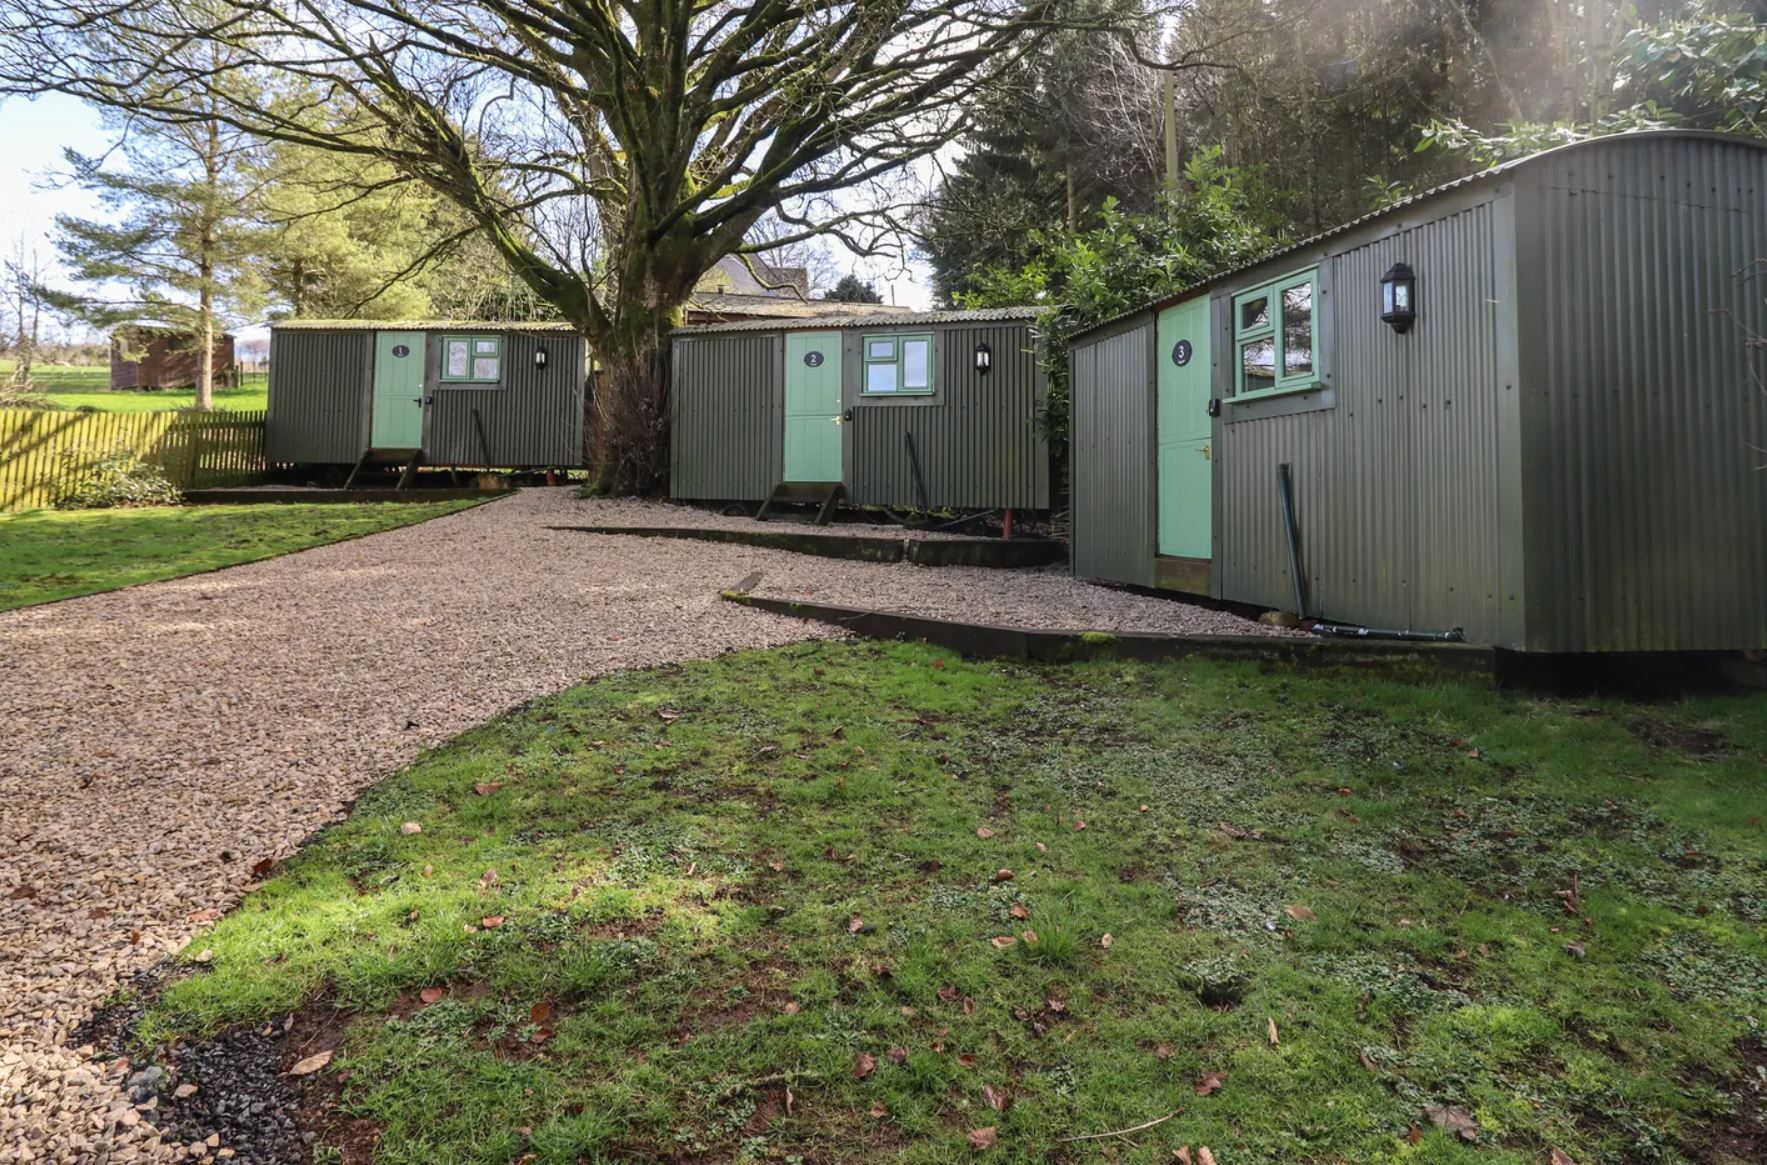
[0,488,1284,1163]
[566,495,986,539]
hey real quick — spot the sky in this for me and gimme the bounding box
[0,91,934,329]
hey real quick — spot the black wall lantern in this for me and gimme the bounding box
[1380,262,1417,334]
[534,346,550,369]
[974,341,992,374]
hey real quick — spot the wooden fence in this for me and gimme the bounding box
[0,407,269,512]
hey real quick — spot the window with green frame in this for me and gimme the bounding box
[440,334,505,384]
[1231,269,1319,400]
[861,333,934,395]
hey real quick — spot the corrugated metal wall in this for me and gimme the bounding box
[426,332,585,467]
[1516,135,1767,651]
[670,332,781,500]
[845,323,1049,509]
[1215,192,1513,644]
[265,328,370,463]
[1070,319,1156,586]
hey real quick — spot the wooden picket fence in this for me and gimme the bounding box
[0,407,269,512]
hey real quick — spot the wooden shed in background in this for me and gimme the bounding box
[110,324,236,390]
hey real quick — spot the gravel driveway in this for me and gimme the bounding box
[0,488,1282,1163]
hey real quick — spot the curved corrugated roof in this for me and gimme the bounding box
[674,306,1042,335]
[1066,129,1767,345]
[271,319,578,332]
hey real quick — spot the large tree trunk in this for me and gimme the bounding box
[196,298,214,411]
[587,305,674,494]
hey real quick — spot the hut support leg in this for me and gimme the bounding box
[397,451,422,490]
[343,450,370,491]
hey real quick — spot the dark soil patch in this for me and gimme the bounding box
[1628,714,1731,759]
[70,967,371,1164]
[1692,1038,1767,1164]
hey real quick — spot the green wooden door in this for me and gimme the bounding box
[783,332,843,482]
[371,331,426,449]
[1156,299,1212,558]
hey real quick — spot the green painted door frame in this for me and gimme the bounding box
[371,331,426,449]
[783,332,843,482]
[1156,299,1212,559]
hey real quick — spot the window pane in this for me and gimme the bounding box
[1282,282,1314,377]
[1241,339,1276,393]
[474,339,498,354]
[868,339,895,360]
[1239,294,1270,332]
[445,339,470,378]
[473,355,500,379]
[867,362,897,393]
[902,339,929,388]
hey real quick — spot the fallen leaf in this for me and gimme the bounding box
[784,1086,794,1116]
[1405,1125,1422,1145]
[887,1045,908,1064]
[191,948,213,964]
[976,827,994,839]
[1100,933,1114,949]
[1285,904,1315,922]
[401,822,422,835]
[1073,819,1086,831]
[990,935,1017,948]
[250,858,274,877]
[983,1083,1010,1111]
[871,1101,889,1119]
[1422,1103,1478,1143]
[1009,903,1030,919]
[480,915,505,929]
[1155,1043,1172,1061]
[1267,1017,1280,1046]
[958,1053,977,1068]
[782,1002,799,1015]
[421,864,433,877]
[529,1027,552,1044]
[1021,929,1039,945]
[128,929,141,945]
[419,986,445,1005]
[1045,998,1066,1013]
[900,1006,915,1017]
[966,1127,997,1151]
[1195,1071,1227,1096]
[1196,1148,1216,1165]
[1549,1149,1577,1165]
[473,782,502,796]
[1035,842,1047,853]
[1396,916,1414,928]
[992,869,1014,883]
[189,908,221,924]
[1565,941,1588,959]
[962,996,974,1015]
[1139,804,1150,813]
[848,917,865,934]
[479,868,498,888]
[938,984,958,1001]
[530,1001,553,1025]
[289,1050,333,1076]
[768,860,785,872]
[854,1052,877,1079]
[1175,1149,1192,1165]
[1358,1052,1380,1072]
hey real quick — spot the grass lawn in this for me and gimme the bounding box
[0,499,486,611]
[136,643,1767,1165]
[1,359,268,412]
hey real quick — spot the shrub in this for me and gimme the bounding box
[53,447,183,510]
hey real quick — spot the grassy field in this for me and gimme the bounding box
[2,360,268,412]
[0,500,486,611]
[137,642,1767,1165]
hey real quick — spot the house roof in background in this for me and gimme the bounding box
[675,306,1041,335]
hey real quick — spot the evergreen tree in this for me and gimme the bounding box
[823,274,884,304]
[50,98,262,409]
